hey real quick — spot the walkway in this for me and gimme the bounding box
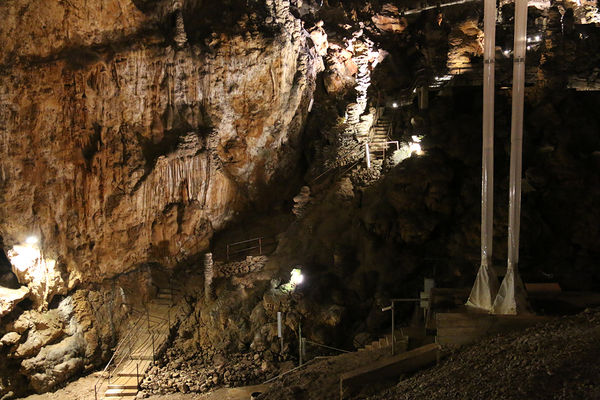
[96,288,176,399]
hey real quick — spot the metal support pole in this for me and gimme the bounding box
[168,280,171,328]
[391,301,395,356]
[467,0,499,312]
[277,311,283,354]
[298,322,302,366]
[259,238,262,255]
[152,333,155,363]
[492,0,531,315]
[382,301,397,356]
[136,363,139,388]
[365,143,371,168]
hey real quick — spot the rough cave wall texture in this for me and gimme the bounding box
[0,0,599,397]
[0,0,323,395]
[0,0,319,307]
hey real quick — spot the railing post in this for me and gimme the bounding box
[391,301,396,356]
[259,238,262,255]
[226,244,230,261]
[136,362,139,388]
[151,333,155,363]
[382,301,396,356]
[94,385,97,400]
[298,321,302,366]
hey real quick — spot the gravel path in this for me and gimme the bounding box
[368,308,600,400]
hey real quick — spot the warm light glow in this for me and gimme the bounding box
[392,102,398,108]
[25,236,38,245]
[409,142,424,155]
[8,245,41,272]
[503,49,510,56]
[290,268,304,285]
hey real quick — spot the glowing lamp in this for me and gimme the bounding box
[290,268,304,285]
[25,236,39,245]
[392,102,398,108]
[409,142,423,155]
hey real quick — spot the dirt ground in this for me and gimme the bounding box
[18,372,267,400]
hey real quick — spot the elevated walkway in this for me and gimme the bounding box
[95,286,180,400]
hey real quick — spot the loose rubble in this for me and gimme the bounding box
[139,348,278,396]
[215,256,268,278]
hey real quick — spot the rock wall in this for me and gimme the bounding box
[0,286,132,397]
[0,0,321,309]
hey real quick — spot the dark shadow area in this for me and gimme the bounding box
[0,240,19,289]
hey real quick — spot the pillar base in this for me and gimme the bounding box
[491,267,531,315]
[466,263,499,311]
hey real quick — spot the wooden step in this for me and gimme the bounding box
[108,384,138,390]
[104,388,138,397]
[116,360,152,377]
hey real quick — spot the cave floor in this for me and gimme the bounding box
[20,373,99,400]
[18,371,268,400]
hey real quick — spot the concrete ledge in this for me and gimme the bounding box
[339,343,440,399]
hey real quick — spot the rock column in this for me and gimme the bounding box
[204,253,214,302]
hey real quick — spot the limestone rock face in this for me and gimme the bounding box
[0,0,320,307]
[0,286,29,318]
[0,287,131,396]
[371,4,407,33]
[447,19,483,71]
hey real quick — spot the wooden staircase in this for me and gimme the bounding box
[358,326,434,354]
[95,287,179,400]
[358,331,408,353]
[366,111,394,167]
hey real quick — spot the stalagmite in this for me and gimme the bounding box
[204,252,214,302]
[292,186,312,218]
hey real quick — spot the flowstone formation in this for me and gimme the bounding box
[0,0,323,396]
[0,0,320,307]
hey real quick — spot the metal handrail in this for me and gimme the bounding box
[226,237,264,260]
[303,340,351,354]
[94,280,180,400]
[108,318,148,380]
[94,313,145,400]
